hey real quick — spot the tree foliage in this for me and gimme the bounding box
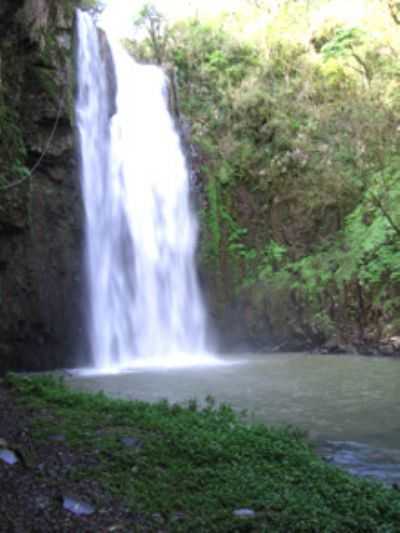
[127,0,400,345]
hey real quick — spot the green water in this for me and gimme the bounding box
[66,353,400,484]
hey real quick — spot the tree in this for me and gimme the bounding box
[133,3,168,65]
[321,28,373,85]
[387,0,400,24]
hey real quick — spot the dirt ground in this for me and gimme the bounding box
[0,381,153,533]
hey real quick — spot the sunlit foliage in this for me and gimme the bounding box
[127,0,400,346]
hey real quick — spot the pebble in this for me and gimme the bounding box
[63,496,95,516]
[0,449,18,465]
[49,434,66,442]
[152,512,164,523]
[35,495,51,511]
[233,508,256,519]
[172,512,185,521]
[120,436,142,449]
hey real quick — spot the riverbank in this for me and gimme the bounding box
[219,328,400,360]
[1,375,400,532]
[264,338,400,359]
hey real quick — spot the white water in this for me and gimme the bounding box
[75,11,214,371]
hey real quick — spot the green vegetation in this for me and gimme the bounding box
[0,34,28,193]
[0,104,28,189]
[7,374,400,532]
[128,0,400,346]
[0,0,94,197]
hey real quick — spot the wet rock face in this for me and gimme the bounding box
[98,28,118,118]
[0,0,87,373]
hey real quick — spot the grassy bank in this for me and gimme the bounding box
[7,375,400,532]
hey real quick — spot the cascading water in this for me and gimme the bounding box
[75,11,213,370]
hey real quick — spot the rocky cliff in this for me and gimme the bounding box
[0,0,86,373]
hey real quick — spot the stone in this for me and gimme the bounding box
[48,434,66,442]
[63,496,95,516]
[152,513,163,524]
[172,512,185,522]
[35,495,51,511]
[120,436,142,449]
[389,336,400,349]
[233,508,256,519]
[0,449,18,465]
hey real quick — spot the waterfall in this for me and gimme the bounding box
[75,11,213,370]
